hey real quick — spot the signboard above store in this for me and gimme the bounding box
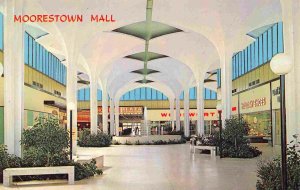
[239,84,270,114]
[241,97,267,109]
[78,106,143,122]
[147,109,218,121]
[100,106,143,115]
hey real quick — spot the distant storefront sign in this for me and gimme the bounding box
[147,109,218,121]
[78,106,143,122]
[98,106,143,115]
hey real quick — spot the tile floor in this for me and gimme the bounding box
[0,143,280,190]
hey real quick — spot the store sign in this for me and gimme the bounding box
[98,106,143,115]
[120,107,143,115]
[159,112,216,118]
[239,84,270,114]
[78,106,143,122]
[77,110,90,122]
[241,97,267,109]
[147,109,218,121]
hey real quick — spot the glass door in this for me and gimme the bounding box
[272,109,281,145]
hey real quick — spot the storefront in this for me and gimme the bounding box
[232,79,281,145]
[24,103,67,130]
[117,107,143,136]
[147,109,219,135]
[77,106,144,135]
[240,83,271,139]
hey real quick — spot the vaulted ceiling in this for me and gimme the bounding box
[1,0,283,100]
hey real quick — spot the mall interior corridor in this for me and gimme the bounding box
[0,0,300,189]
[0,144,280,190]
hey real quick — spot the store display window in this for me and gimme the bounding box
[241,111,271,137]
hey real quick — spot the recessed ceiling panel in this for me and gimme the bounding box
[135,79,154,84]
[204,79,216,83]
[131,69,160,75]
[150,21,183,39]
[113,21,182,40]
[125,52,168,62]
[206,71,217,75]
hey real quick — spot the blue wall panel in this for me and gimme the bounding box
[232,22,284,80]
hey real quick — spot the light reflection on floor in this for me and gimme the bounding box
[0,143,280,190]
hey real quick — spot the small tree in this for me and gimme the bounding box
[223,117,249,149]
[21,116,70,166]
[221,117,262,158]
[0,116,102,183]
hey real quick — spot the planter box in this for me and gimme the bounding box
[75,155,104,169]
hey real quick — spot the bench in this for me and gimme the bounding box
[3,166,74,187]
[74,155,104,169]
[193,145,216,157]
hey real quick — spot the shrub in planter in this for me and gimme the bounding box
[17,116,102,182]
[168,139,179,144]
[168,139,186,144]
[153,140,168,145]
[196,135,218,146]
[0,145,22,183]
[124,140,133,145]
[168,131,184,136]
[134,140,141,145]
[112,140,121,145]
[21,116,70,167]
[220,117,262,158]
[70,159,102,181]
[112,138,186,145]
[256,140,300,190]
[78,128,112,147]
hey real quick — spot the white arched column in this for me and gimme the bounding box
[196,83,204,136]
[175,97,181,131]
[184,88,190,137]
[220,50,232,127]
[90,75,98,134]
[102,89,108,133]
[114,100,120,136]
[109,98,115,135]
[281,0,300,141]
[169,98,175,130]
[3,0,24,156]
[66,60,78,156]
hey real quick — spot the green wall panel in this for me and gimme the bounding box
[27,110,34,126]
